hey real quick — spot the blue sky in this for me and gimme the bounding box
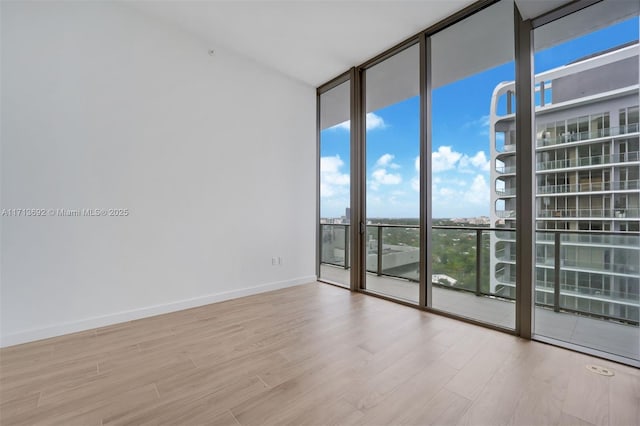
[321,17,639,219]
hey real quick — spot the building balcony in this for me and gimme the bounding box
[495,229,516,240]
[536,123,639,148]
[496,246,517,262]
[496,144,516,157]
[495,165,516,174]
[536,151,640,172]
[496,187,517,197]
[537,179,640,195]
[537,208,640,219]
[536,231,640,249]
[496,209,516,218]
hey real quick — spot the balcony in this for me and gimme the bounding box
[495,187,516,196]
[536,151,640,171]
[537,207,640,219]
[495,229,516,240]
[495,165,516,174]
[320,225,640,363]
[496,209,516,218]
[495,249,516,262]
[536,231,640,248]
[537,123,640,147]
[537,179,640,195]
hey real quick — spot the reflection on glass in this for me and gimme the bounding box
[533,0,639,362]
[363,44,420,303]
[430,0,516,328]
[319,81,351,287]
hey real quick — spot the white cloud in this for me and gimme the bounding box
[375,153,393,168]
[375,153,401,170]
[410,156,421,192]
[366,113,386,131]
[459,151,490,172]
[430,173,490,218]
[470,151,491,171]
[333,121,350,131]
[372,168,402,185]
[320,155,349,198]
[432,146,462,173]
[430,147,491,174]
[330,112,386,131]
[321,155,347,178]
[465,174,490,204]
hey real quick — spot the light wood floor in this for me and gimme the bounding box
[1,283,638,426]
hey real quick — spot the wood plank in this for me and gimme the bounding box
[562,354,611,426]
[444,336,512,401]
[0,283,637,426]
[609,367,640,426]
[354,360,462,425]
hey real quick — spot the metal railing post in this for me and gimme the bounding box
[554,231,561,312]
[377,225,383,276]
[344,225,349,270]
[319,224,324,267]
[476,229,482,296]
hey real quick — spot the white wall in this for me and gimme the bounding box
[0,1,316,346]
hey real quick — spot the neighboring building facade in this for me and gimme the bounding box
[490,42,640,323]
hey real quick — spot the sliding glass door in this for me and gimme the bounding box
[319,80,351,288]
[429,0,517,329]
[532,0,640,363]
[363,44,421,303]
[316,0,639,367]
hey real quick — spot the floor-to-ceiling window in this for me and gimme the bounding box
[429,0,517,329]
[532,0,639,364]
[316,0,639,367]
[363,44,421,303]
[319,79,351,288]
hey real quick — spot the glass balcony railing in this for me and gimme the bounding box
[495,229,517,240]
[319,225,639,325]
[319,223,350,269]
[497,143,517,155]
[496,187,516,196]
[496,165,516,174]
[537,207,640,218]
[537,179,640,194]
[537,123,640,147]
[496,249,516,262]
[535,230,639,324]
[536,231,640,247]
[496,209,516,218]
[537,151,640,171]
[364,224,420,282]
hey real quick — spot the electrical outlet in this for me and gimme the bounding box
[272,257,278,266]
[278,257,283,266]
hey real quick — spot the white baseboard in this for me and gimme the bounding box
[0,275,317,348]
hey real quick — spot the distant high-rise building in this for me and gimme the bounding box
[489,42,640,323]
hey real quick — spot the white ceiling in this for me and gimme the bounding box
[123,0,571,88]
